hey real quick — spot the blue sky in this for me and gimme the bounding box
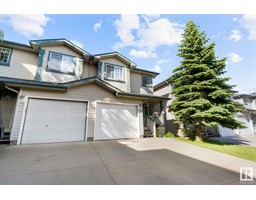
[1,14,256,93]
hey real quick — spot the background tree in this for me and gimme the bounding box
[0,29,4,42]
[170,20,245,140]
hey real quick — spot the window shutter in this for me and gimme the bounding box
[126,68,130,92]
[75,58,83,78]
[97,61,103,79]
[150,76,153,86]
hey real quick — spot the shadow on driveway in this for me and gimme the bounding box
[209,135,256,147]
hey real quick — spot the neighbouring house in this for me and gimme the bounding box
[218,93,256,137]
[0,38,169,145]
[153,78,255,137]
[153,78,179,135]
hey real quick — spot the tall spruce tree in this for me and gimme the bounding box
[170,20,244,139]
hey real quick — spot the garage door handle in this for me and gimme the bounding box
[46,124,48,128]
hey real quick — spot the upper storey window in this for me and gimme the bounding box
[48,52,75,74]
[243,97,252,105]
[104,63,124,81]
[0,47,12,66]
[142,75,152,87]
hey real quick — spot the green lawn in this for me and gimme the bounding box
[165,134,256,162]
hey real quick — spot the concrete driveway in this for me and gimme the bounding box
[0,138,255,185]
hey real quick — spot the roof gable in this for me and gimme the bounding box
[153,78,172,91]
[94,52,136,68]
[29,38,90,56]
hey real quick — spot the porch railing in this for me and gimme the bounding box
[145,116,156,137]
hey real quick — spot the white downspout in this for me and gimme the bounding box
[5,85,19,94]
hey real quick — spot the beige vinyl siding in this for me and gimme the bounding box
[154,84,174,120]
[11,83,143,141]
[90,64,97,77]
[130,72,153,94]
[82,63,97,78]
[41,46,85,82]
[154,84,172,97]
[0,48,38,80]
[141,87,153,94]
[100,57,129,92]
[130,72,141,93]
[0,97,16,131]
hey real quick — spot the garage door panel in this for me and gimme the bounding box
[48,101,67,109]
[26,111,48,122]
[21,99,87,144]
[95,103,139,140]
[24,122,47,131]
[68,112,86,123]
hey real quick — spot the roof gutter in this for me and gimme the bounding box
[4,82,67,92]
[115,92,171,101]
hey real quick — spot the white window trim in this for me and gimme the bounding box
[47,52,76,74]
[0,47,12,65]
[104,63,125,81]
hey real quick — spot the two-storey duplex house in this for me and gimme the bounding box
[0,39,169,145]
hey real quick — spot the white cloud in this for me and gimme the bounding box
[93,20,102,32]
[227,53,244,63]
[232,17,238,22]
[113,14,184,59]
[129,49,157,58]
[114,14,140,49]
[141,14,160,24]
[137,18,183,48]
[70,40,84,48]
[156,59,171,65]
[151,65,161,73]
[228,30,242,42]
[241,14,256,40]
[1,14,50,37]
[144,14,160,19]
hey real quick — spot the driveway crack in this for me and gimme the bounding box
[91,143,117,185]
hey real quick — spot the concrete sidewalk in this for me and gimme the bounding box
[0,138,255,184]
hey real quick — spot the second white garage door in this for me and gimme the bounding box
[237,115,253,135]
[94,103,140,140]
[21,98,87,144]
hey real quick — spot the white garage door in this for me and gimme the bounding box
[95,103,140,140]
[218,125,236,137]
[21,98,87,144]
[237,115,252,135]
